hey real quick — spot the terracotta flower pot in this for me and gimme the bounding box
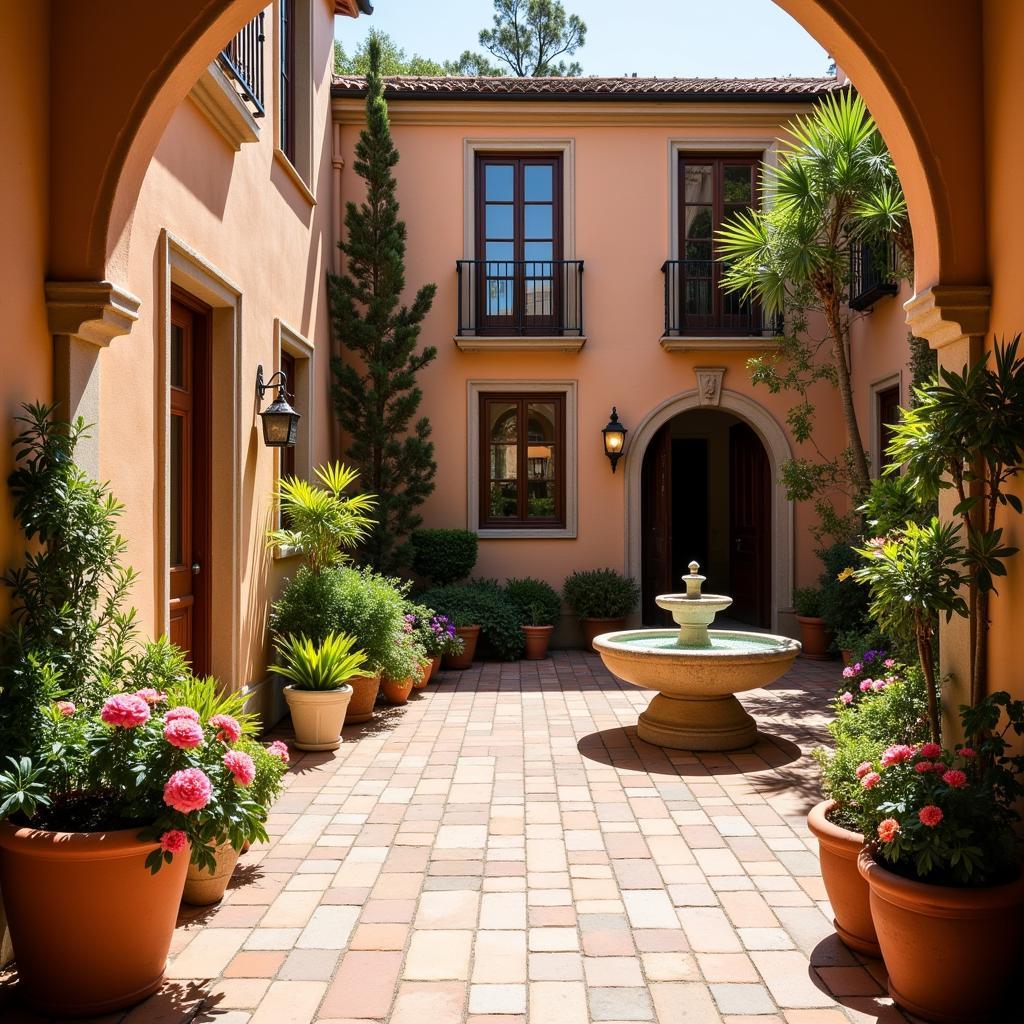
[284,683,353,750]
[382,674,414,705]
[443,625,480,670]
[412,659,431,690]
[858,848,1024,1022]
[429,654,442,680]
[522,624,554,660]
[0,823,188,1016]
[182,840,241,906]
[344,670,382,724]
[581,617,626,652]
[807,800,879,957]
[796,615,832,660]
[841,649,853,666]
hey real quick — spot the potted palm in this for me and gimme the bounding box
[277,633,368,750]
[562,569,640,651]
[506,577,562,660]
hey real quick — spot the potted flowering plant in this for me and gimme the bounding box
[0,681,282,1016]
[403,603,459,681]
[380,632,425,704]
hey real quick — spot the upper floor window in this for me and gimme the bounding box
[279,0,296,163]
[875,382,901,475]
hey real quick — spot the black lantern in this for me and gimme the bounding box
[256,364,300,448]
[602,407,627,473]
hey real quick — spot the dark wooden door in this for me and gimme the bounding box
[641,423,673,625]
[728,422,771,627]
[169,291,212,674]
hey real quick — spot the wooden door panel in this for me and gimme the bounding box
[641,423,673,625]
[729,422,771,627]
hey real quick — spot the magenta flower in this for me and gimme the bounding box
[884,658,896,668]
[267,740,290,764]
[914,761,935,774]
[223,750,256,786]
[855,761,872,779]
[859,679,872,692]
[871,680,886,692]
[159,829,188,854]
[210,714,241,744]
[164,706,200,723]
[842,666,855,679]
[918,805,944,828]
[56,701,76,718]
[135,688,166,705]
[101,693,151,728]
[163,718,204,750]
[942,769,967,789]
[881,744,914,767]
[919,742,942,759]
[163,768,212,813]
[861,772,881,789]
[959,747,976,759]
[877,818,900,843]
[840,692,854,705]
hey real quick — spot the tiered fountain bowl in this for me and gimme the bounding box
[593,561,801,751]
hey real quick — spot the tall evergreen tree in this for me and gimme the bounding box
[329,35,437,573]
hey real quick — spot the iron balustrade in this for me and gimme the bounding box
[456,259,584,337]
[219,13,266,117]
[849,239,899,311]
[661,260,782,337]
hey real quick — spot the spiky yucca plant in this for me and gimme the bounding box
[274,633,369,692]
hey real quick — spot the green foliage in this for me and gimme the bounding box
[410,529,479,585]
[858,473,932,537]
[330,35,438,574]
[380,633,425,682]
[443,51,506,76]
[267,463,375,575]
[471,0,587,77]
[420,582,525,661]
[275,633,368,691]
[818,542,870,640]
[562,569,639,620]
[505,577,562,627]
[235,738,288,812]
[908,333,938,401]
[792,586,822,618]
[0,756,52,821]
[334,29,446,75]
[164,665,260,739]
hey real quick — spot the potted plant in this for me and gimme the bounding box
[277,632,368,750]
[422,582,525,666]
[818,542,871,661]
[562,569,640,651]
[506,577,562,660]
[403,604,455,681]
[380,633,424,705]
[793,586,830,659]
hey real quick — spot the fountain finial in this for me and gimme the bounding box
[683,561,705,600]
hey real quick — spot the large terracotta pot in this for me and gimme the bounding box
[807,800,879,957]
[0,823,188,1016]
[284,683,353,750]
[183,840,241,906]
[344,670,382,724]
[429,654,442,680]
[522,625,554,660]
[858,848,1024,1023]
[443,625,480,670]
[581,617,626,652]
[412,659,431,690]
[382,674,414,705]
[796,615,832,659]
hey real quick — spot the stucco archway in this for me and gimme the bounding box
[624,390,794,634]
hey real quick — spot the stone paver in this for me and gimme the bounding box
[1,652,926,1022]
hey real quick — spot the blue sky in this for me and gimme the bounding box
[336,0,831,78]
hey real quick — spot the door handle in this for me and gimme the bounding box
[191,562,201,575]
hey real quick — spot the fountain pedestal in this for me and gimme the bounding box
[639,691,756,750]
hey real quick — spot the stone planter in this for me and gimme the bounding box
[344,670,382,724]
[412,659,431,690]
[858,848,1024,1022]
[284,683,353,750]
[522,624,554,660]
[381,674,414,705]
[581,617,626,652]
[443,625,479,670]
[182,841,241,906]
[807,800,879,956]
[796,615,832,659]
[0,823,188,1016]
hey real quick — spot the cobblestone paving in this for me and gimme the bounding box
[2,652,925,1023]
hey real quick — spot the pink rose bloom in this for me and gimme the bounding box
[884,658,896,669]
[919,742,942,759]
[163,768,212,813]
[861,771,881,789]
[877,818,900,843]
[164,705,200,723]
[135,688,166,705]
[210,714,241,744]
[267,740,290,764]
[855,761,873,779]
[163,718,204,750]
[871,680,886,692]
[842,667,855,679]
[223,750,256,786]
[914,761,935,773]
[853,663,863,673]
[932,762,948,773]
[943,769,967,789]
[959,747,976,759]
[101,693,151,728]
[159,829,188,854]
[881,744,914,767]
[56,700,76,717]
[840,692,854,705]
[918,805,944,828]
[859,679,872,692]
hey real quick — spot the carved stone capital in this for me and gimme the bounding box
[695,366,726,406]
[46,280,140,347]
[904,285,991,350]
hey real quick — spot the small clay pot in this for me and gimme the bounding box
[345,670,382,724]
[796,615,832,659]
[443,625,480,670]
[381,674,414,705]
[412,659,431,689]
[183,841,241,906]
[581,617,626,652]
[522,624,554,660]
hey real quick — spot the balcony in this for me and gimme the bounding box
[218,13,266,118]
[849,239,899,311]
[660,259,782,349]
[455,259,585,352]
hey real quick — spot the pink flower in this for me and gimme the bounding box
[918,805,944,828]
[164,706,200,723]
[56,701,76,718]
[877,818,900,843]
[881,744,914,767]
[884,658,896,669]
[943,769,967,789]
[210,714,241,744]
[163,768,212,813]
[932,762,948,774]
[919,742,942,759]
[135,688,166,705]
[861,772,881,789]
[223,750,255,786]
[859,679,872,692]
[101,693,151,728]
[159,829,188,854]
[914,761,935,774]
[267,740,290,764]
[842,667,856,679]
[840,692,854,705]
[871,680,886,692]
[855,761,873,779]
[163,718,204,750]
[853,663,862,673]
[959,747,976,759]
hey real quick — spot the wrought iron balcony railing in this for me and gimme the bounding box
[849,239,899,311]
[456,259,584,337]
[218,13,266,118]
[661,260,782,338]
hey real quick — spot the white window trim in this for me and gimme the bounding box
[273,0,315,200]
[869,371,903,478]
[467,379,578,540]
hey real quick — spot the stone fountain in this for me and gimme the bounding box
[592,562,801,751]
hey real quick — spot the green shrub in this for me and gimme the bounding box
[505,577,562,627]
[818,542,870,640]
[562,569,639,620]
[793,586,822,617]
[420,582,524,660]
[235,737,289,811]
[380,634,425,681]
[410,529,478,585]
[275,632,368,691]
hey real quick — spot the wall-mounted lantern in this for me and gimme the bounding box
[602,407,627,473]
[256,364,300,448]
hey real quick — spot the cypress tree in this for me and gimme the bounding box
[329,35,437,573]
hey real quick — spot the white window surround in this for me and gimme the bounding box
[273,0,315,204]
[467,379,578,539]
[869,371,903,478]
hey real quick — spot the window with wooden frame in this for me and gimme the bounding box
[279,0,296,164]
[479,392,566,529]
[279,349,297,484]
[875,383,901,475]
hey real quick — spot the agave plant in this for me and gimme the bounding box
[274,632,369,691]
